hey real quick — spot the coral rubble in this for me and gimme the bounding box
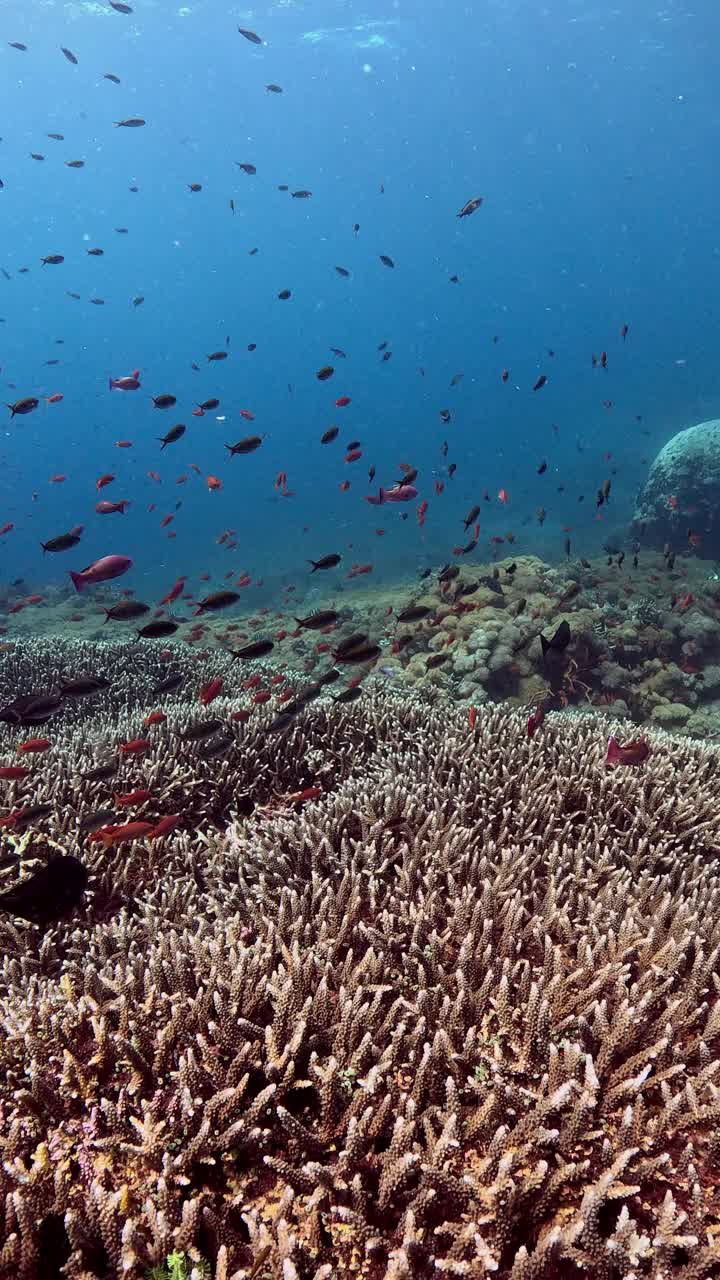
[0,640,720,1275]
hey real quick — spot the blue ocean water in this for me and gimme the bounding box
[0,0,718,607]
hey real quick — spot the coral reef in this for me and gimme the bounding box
[1,640,720,1275]
[631,417,720,555]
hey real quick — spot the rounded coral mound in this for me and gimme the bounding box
[1,642,720,1277]
[632,417,720,554]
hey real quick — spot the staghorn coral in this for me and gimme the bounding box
[1,641,720,1275]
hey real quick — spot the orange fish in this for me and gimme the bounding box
[50,475,66,483]
[339,480,350,491]
[498,488,509,504]
[147,470,162,483]
[118,738,151,756]
[45,393,64,404]
[115,440,133,448]
[207,475,222,491]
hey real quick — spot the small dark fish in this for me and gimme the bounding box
[335,266,350,277]
[81,760,119,782]
[309,554,341,571]
[179,718,223,742]
[137,620,179,639]
[153,394,177,409]
[79,808,117,832]
[109,0,134,12]
[87,247,104,256]
[321,427,339,444]
[457,196,483,218]
[426,654,449,669]
[334,633,369,657]
[188,183,202,192]
[66,159,85,168]
[114,118,146,128]
[30,153,45,161]
[47,133,65,141]
[41,255,64,266]
[198,398,220,411]
[153,673,184,696]
[238,27,263,44]
[318,668,341,686]
[333,643,381,665]
[233,638,274,659]
[397,605,432,623]
[330,347,347,358]
[266,84,283,94]
[237,162,256,174]
[439,410,451,424]
[229,199,235,214]
[195,591,239,615]
[537,460,547,475]
[207,351,227,362]
[532,375,547,391]
[8,43,28,51]
[104,600,149,622]
[198,733,235,760]
[132,295,144,307]
[439,564,459,583]
[278,184,289,191]
[61,47,78,64]
[278,289,291,300]
[225,435,263,456]
[104,73,121,84]
[89,298,105,306]
[61,677,111,698]
[267,711,297,734]
[0,855,87,925]
[8,397,39,417]
[334,687,363,703]
[159,424,186,449]
[463,504,480,531]
[42,532,82,553]
[295,611,338,630]
[379,255,395,268]
[540,620,571,660]
[317,365,334,381]
[291,190,312,199]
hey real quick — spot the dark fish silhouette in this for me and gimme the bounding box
[0,855,87,925]
[540,620,571,660]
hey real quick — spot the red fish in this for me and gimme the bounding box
[160,577,186,605]
[335,395,351,407]
[365,484,417,506]
[45,392,64,404]
[144,710,167,726]
[89,820,154,847]
[605,736,649,767]
[417,499,428,526]
[207,475,222,491]
[339,480,350,492]
[239,408,255,420]
[18,738,51,754]
[527,705,545,738]
[109,369,141,391]
[346,563,373,578]
[149,814,182,839]
[70,555,132,592]
[345,450,362,463]
[115,440,133,448]
[114,788,152,807]
[50,475,66,483]
[498,488,509,504]
[0,523,13,536]
[200,677,223,705]
[501,370,509,383]
[0,766,31,780]
[118,738,151,756]
[468,706,478,730]
[96,473,115,490]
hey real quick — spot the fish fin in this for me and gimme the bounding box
[606,737,621,765]
[69,571,84,593]
[539,634,549,659]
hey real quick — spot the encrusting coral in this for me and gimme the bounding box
[1,640,720,1276]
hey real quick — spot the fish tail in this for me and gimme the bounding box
[539,635,549,660]
[108,378,114,391]
[606,737,621,765]
[69,571,84,593]
[309,561,318,572]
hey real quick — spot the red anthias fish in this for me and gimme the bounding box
[606,736,650,767]
[527,704,545,738]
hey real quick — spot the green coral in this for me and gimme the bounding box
[146,1254,210,1280]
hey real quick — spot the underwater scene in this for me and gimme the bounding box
[2,0,720,1277]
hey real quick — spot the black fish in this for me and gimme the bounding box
[295,611,338,630]
[104,600,149,622]
[159,423,186,449]
[333,643,381,665]
[335,266,350,277]
[198,398,219,411]
[87,248,104,256]
[114,117,146,128]
[439,564,459,583]
[207,351,227,361]
[137,620,179,639]
[60,46,78,64]
[81,761,119,782]
[0,855,87,925]
[60,677,111,698]
[198,733,234,759]
[426,654,449,669]
[152,394,177,409]
[316,365,334,381]
[104,73,121,84]
[237,162,256,174]
[267,711,297,734]
[132,295,144,307]
[41,255,64,266]
[153,673,184,696]
[532,375,547,392]
[109,0,134,12]
[41,532,81,553]
[11,804,53,828]
[233,639,274,660]
[321,427,338,444]
[179,718,223,741]
[463,505,480,531]
[188,183,202,192]
[6,397,38,418]
[309,554,341,571]
[79,808,117,832]
[334,633,369,656]
[540,620,571,660]
[278,289,291,300]
[379,254,395,268]
[195,591,239,614]
[238,27,263,43]
[225,435,263,455]
[334,687,363,703]
[318,668,341,685]
[457,196,483,218]
[291,190,312,199]
[397,605,432,622]
[266,83,283,94]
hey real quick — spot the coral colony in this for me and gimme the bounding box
[0,637,719,1275]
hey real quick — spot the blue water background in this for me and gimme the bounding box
[0,0,718,606]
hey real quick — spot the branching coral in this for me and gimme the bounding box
[1,641,720,1276]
